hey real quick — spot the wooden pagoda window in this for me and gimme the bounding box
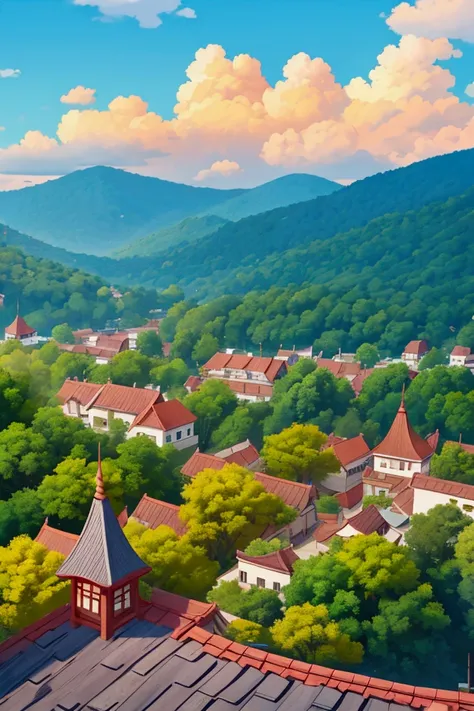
[77,581,100,614]
[113,583,131,616]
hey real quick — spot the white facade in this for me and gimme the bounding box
[372,453,430,478]
[4,332,38,346]
[322,452,369,494]
[450,353,469,367]
[412,487,474,519]
[236,560,290,593]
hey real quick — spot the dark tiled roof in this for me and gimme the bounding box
[345,505,387,535]
[2,599,471,711]
[56,496,149,586]
[131,494,188,535]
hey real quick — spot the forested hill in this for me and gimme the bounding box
[0,167,245,255]
[147,147,474,291]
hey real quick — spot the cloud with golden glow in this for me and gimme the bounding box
[194,159,242,182]
[60,86,97,105]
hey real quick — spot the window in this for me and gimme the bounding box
[380,460,387,468]
[93,416,108,429]
[165,434,172,443]
[187,428,191,437]
[256,577,265,588]
[113,584,131,617]
[400,461,405,471]
[239,570,247,583]
[449,498,458,505]
[463,505,474,513]
[407,462,412,471]
[77,581,100,614]
[176,431,182,441]
[273,582,281,592]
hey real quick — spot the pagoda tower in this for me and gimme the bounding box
[56,447,150,640]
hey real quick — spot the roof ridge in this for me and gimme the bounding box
[255,470,312,489]
[142,494,181,510]
[43,523,80,541]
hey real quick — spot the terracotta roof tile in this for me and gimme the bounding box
[56,379,103,406]
[203,352,233,370]
[5,315,36,337]
[403,340,429,356]
[336,483,363,509]
[372,397,434,461]
[451,346,471,356]
[323,434,371,468]
[129,398,196,431]
[345,505,388,535]
[412,473,474,501]
[85,382,162,415]
[184,375,203,392]
[35,521,79,557]
[392,487,415,515]
[351,369,375,396]
[236,546,299,574]
[226,380,274,397]
[131,494,187,535]
[215,439,260,467]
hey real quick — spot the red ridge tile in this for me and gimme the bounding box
[332,670,354,683]
[221,650,240,662]
[245,657,263,670]
[370,678,393,690]
[267,652,293,668]
[202,643,224,656]
[436,691,459,702]
[310,664,333,678]
[286,670,308,682]
[392,683,416,694]
[245,647,267,661]
[415,687,437,699]
[306,674,326,686]
[229,642,247,655]
[187,627,212,643]
[261,662,287,675]
[290,659,312,673]
[348,684,366,695]
[393,693,415,705]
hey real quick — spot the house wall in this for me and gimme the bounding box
[288,505,317,539]
[206,367,274,385]
[87,407,135,431]
[5,333,38,346]
[413,488,474,519]
[322,453,369,493]
[236,560,291,592]
[234,391,272,403]
[131,422,198,450]
[372,454,430,477]
[450,355,467,366]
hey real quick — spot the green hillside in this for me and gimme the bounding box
[0,167,244,256]
[201,173,341,222]
[115,215,228,258]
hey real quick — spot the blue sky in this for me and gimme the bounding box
[0,0,473,188]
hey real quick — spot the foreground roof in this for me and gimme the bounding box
[344,505,387,535]
[2,596,471,711]
[182,452,315,511]
[372,397,434,461]
[237,546,299,574]
[5,315,36,337]
[131,494,188,536]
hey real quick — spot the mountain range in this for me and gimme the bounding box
[0,168,340,256]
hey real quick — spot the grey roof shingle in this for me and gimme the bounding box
[0,616,431,711]
[56,496,149,586]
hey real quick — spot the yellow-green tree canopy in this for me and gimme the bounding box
[225,619,267,645]
[271,602,364,665]
[261,423,339,483]
[124,519,219,600]
[0,535,70,634]
[180,463,296,567]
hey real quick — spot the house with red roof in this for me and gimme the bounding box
[218,546,300,595]
[276,345,313,363]
[401,339,429,370]
[130,494,188,535]
[320,434,371,509]
[4,314,38,345]
[214,439,261,470]
[182,451,317,542]
[314,505,402,552]
[57,379,198,449]
[363,392,436,499]
[3,461,471,711]
[202,351,287,401]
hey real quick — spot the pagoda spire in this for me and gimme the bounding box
[400,383,406,409]
[95,443,106,500]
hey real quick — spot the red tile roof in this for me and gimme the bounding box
[203,352,232,370]
[215,439,260,467]
[372,397,434,461]
[236,546,299,574]
[392,486,414,516]
[95,333,129,351]
[131,494,187,535]
[129,398,196,431]
[314,520,344,542]
[185,375,203,392]
[182,452,315,511]
[336,482,363,509]
[363,466,410,493]
[56,378,103,406]
[351,368,375,396]
[426,430,440,452]
[323,434,370,468]
[446,440,474,455]
[85,382,163,414]
[451,346,471,356]
[5,315,36,337]
[35,521,79,557]
[344,505,388,535]
[412,473,474,501]
[203,353,286,383]
[316,358,361,379]
[403,340,429,356]
[226,380,274,397]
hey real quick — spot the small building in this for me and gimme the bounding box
[131,494,187,535]
[314,357,361,383]
[401,340,429,369]
[450,345,471,366]
[4,314,38,345]
[214,439,261,470]
[276,346,313,363]
[201,352,287,402]
[125,320,161,350]
[220,546,299,594]
[184,375,203,393]
[58,379,198,449]
[320,434,371,508]
[182,451,317,542]
[411,473,474,520]
[314,504,401,552]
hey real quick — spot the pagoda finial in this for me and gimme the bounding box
[95,443,106,500]
[400,383,406,409]
[459,432,463,445]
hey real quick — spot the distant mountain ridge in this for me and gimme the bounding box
[0,167,244,256]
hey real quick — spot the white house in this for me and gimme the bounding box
[411,473,474,519]
[4,315,38,346]
[275,346,313,363]
[202,352,287,402]
[314,505,402,552]
[320,433,370,509]
[401,340,429,370]
[363,393,437,497]
[57,379,197,450]
[214,440,261,470]
[219,547,299,594]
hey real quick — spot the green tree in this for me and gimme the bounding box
[362,493,393,510]
[283,554,351,608]
[355,343,379,368]
[0,367,31,429]
[124,520,218,600]
[210,402,270,451]
[150,358,190,391]
[237,587,283,626]
[52,323,75,344]
[457,323,474,350]
[333,409,364,439]
[207,580,243,615]
[184,379,238,450]
[108,350,152,388]
[454,524,474,608]
[50,352,93,390]
[225,619,267,645]
[115,436,181,504]
[192,334,219,365]
[244,537,285,556]
[136,330,163,358]
[0,536,70,634]
[36,341,61,366]
[405,503,471,570]
[262,423,339,484]
[271,603,364,665]
[431,443,474,485]
[317,495,341,514]
[0,489,45,546]
[419,347,448,370]
[180,464,296,567]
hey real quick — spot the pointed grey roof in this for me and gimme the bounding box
[56,495,149,586]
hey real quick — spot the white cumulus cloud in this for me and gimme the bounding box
[0,69,21,79]
[73,0,195,28]
[387,0,474,42]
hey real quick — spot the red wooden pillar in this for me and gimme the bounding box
[100,587,113,640]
